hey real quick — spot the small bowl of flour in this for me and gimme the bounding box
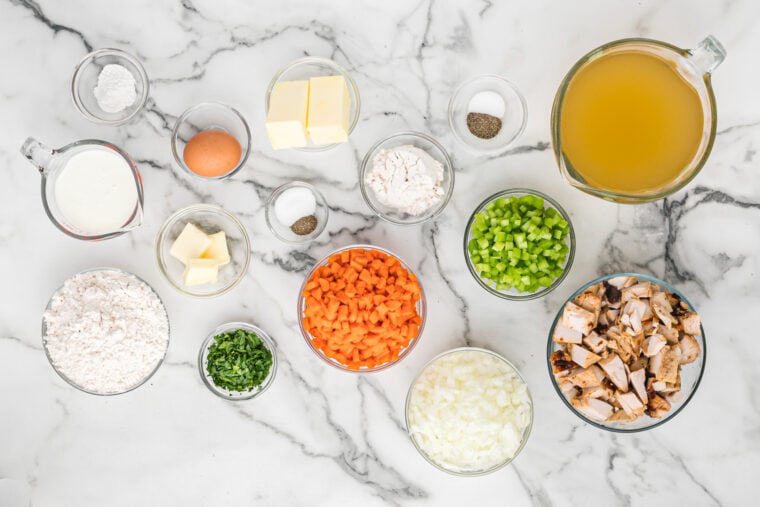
[42,268,170,395]
[71,48,149,125]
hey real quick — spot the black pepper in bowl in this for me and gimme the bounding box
[291,215,318,235]
[467,112,502,140]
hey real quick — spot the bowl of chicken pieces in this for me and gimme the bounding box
[547,273,705,432]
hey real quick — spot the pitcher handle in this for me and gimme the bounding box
[20,137,55,175]
[687,35,726,75]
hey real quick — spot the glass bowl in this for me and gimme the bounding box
[359,131,455,225]
[265,56,360,152]
[71,48,149,125]
[297,244,426,373]
[463,188,575,300]
[198,322,277,401]
[41,267,170,396]
[265,181,329,244]
[170,102,251,180]
[546,272,707,432]
[405,347,534,475]
[448,75,527,155]
[156,204,251,298]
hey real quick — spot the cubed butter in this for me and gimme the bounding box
[170,223,212,265]
[201,231,230,266]
[183,258,219,287]
[265,80,309,149]
[307,75,350,145]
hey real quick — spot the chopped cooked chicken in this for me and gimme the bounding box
[616,391,646,416]
[570,344,602,368]
[648,345,668,377]
[622,282,652,303]
[559,380,579,398]
[680,312,702,336]
[553,322,583,344]
[608,409,637,422]
[562,302,596,336]
[646,394,672,419]
[657,348,680,383]
[679,334,700,364]
[598,353,628,392]
[582,383,614,401]
[567,365,605,388]
[642,334,667,357]
[658,325,680,344]
[571,397,614,421]
[583,332,607,354]
[629,368,648,404]
[622,299,649,335]
[550,350,575,376]
[652,291,676,328]
[574,292,602,324]
[606,276,637,290]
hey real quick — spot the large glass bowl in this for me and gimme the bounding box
[359,131,455,225]
[265,56,360,152]
[41,267,170,396]
[198,322,278,401]
[405,347,534,476]
[463,188,575,301]
[546,272,707,432]
[297,244,426,373]
[156,204,251,298]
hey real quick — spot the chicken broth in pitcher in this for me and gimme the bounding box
[559,50,704,194]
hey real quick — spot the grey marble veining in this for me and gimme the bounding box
[1,0,759,505]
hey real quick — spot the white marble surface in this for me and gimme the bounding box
[1,0,759,505]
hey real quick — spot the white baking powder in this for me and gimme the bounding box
[366,145,445,215]
[43,270,169,394]
[93,64,137,113]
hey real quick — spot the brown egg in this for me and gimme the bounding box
[183,129,242,177]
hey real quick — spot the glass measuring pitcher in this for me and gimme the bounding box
[551,36,726,203]
[21,138,144,240]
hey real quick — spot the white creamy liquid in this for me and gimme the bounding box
[54,148,138,235]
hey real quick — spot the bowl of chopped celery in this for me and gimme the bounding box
[463,189,575,300]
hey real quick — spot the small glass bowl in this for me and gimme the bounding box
[448,75,527,155]
[170,102,251,180]
[156,204,251,298]
[265,56,361,152]
[297,244,426,373]
[41,267,170,396]
[547,273,707,432]
[198,322,277,401]
[405,347,534,476]
[359,131,455,225]
[265,181,329,244]
[463,188,575,301]
[71,48,149,125]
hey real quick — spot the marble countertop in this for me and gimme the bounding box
[1,0,759,505]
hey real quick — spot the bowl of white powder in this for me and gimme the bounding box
[405,347,533,475]
[42,268,170,395]
[360,132,455,225]
[71,48,149,125]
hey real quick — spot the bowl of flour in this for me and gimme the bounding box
[42,268,170,395]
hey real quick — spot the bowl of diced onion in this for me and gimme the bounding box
[463,188,575,301]
[405,347,533,475]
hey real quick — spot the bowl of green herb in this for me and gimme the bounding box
[463,188,575,300]
[198,322,277,400]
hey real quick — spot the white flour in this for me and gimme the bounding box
[43,270,169,394]
[93,64,137,113]
[367,145,445,215]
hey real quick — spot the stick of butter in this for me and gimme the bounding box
[266,80,309,149]
[170,223,212,265]
[307,75,350,145]
[183,258,219,286]
[201,231,230,266]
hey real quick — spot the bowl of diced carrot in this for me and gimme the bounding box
[298,245,426,372]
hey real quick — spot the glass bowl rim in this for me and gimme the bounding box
[404,346,534,476]
[70,47,150,126]
[198,321,278,401]
[359,131,455,226]
[170,101,252,181]
[41,267,170,396]
[296,243,427,373]
[545,271,708,433]
[155,203,251,298]
[264,180,329,244]
[447,74,528,155]
[264,56,361,152]
[463,188,576,300]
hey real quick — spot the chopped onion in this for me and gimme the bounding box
[407,350,532,472]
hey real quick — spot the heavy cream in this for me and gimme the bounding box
[53,148,138,235]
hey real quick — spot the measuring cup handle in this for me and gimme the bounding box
[688,35,726,75]
[20,137,54,174]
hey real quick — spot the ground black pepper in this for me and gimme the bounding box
[291,215,318,235]
[466,112,502,139]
